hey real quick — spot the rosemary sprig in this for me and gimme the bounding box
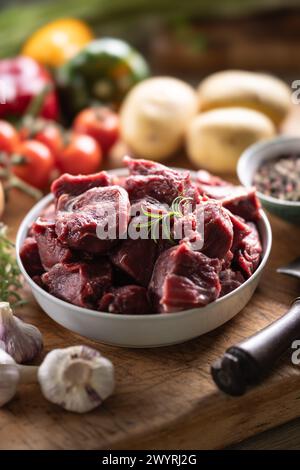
[0,223,26,308]
[135,195,192,243]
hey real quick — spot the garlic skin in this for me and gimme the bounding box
[0,365,20,406]
[0,349,19,406]
[0,348,16,365]
[0,302,43,363]
[38,345,115,413]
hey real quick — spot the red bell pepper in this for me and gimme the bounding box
[0,56,59,120]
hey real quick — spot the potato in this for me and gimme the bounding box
[0,182,4,218]
[186,107,275,174]
[198,70,291,126]
[120,77,198,160]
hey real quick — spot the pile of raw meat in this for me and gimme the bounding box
[20,157,263,315]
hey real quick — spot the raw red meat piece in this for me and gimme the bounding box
[202,201,233,259]
[51,171,111,199]
[221,250,234,270]
[220,269,245,296]
[20,237,44,277]
[125,174,181,205]
[42,260,112,308]
[196,170,261,221]
[222,187,261,221]
[174,201,233,259]
[99,285,151,314]
[124,157,199,206]
[174,213,203,250]
[233,222,262,278]
[196,170,229,187]
[39,203,56,222]
[124,156,168,176]
[149,243,221,313]
[32,217,73,270]
[227,211,251,252]
[130,196,168,218]
[32,274,46,288]
[196,170,233,200]
[197,184,235,200]
[55,185,130,253]
[110,238,157,287]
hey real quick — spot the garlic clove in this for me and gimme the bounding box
[0,302,43,363]
[38,345,115,413]
[0,349,19,407]
[0,364,20,406]
[0,348,16,365]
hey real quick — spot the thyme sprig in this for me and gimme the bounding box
[0,223,26,307]
[136,195,192,243]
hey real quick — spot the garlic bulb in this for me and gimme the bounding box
[0,302,43,363]
[38,345,115,413]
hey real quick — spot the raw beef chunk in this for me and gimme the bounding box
[196,170,234,200]
[55,186,130,253]
[222,187,261,221]
[32,274,46,288]
[124,157,199,206]
[196,170,261,221]
[221,250,234,270]
[149,243,221,313]
[110,238,157,287]
[20,237,44,277]
[227,212,251,252]
[32,217,73,270]
[202,201,233,259]
[39,203,56,223]
[125,174,181,206]
[220,269,245,296]
[124,156,169,176]
[130,196,168,218]
[99,285,151,314]
[42,260,112,308]
[233,222,262,278]
[174,212,203,250]
[174,201,233,259]
[196,170,229,187]
[51,171,111,199]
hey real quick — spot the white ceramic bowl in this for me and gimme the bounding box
[16,169,272,348]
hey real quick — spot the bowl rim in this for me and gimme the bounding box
[16,168,272,321]
[238,135,300,208]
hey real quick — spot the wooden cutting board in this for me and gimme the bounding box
[1,128,300,450]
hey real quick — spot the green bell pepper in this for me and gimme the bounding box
[57,37,150,118]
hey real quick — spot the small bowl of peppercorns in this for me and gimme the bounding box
[238,136,300,224]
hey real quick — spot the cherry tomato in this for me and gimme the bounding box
[56,134,102,175]
[12,140,55,189]
[0,120,19,153]
[73,107,119,155]
[19,119,64,161]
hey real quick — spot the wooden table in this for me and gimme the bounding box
[1,163,300,450]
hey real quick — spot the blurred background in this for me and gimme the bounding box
[1,0,300,80]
